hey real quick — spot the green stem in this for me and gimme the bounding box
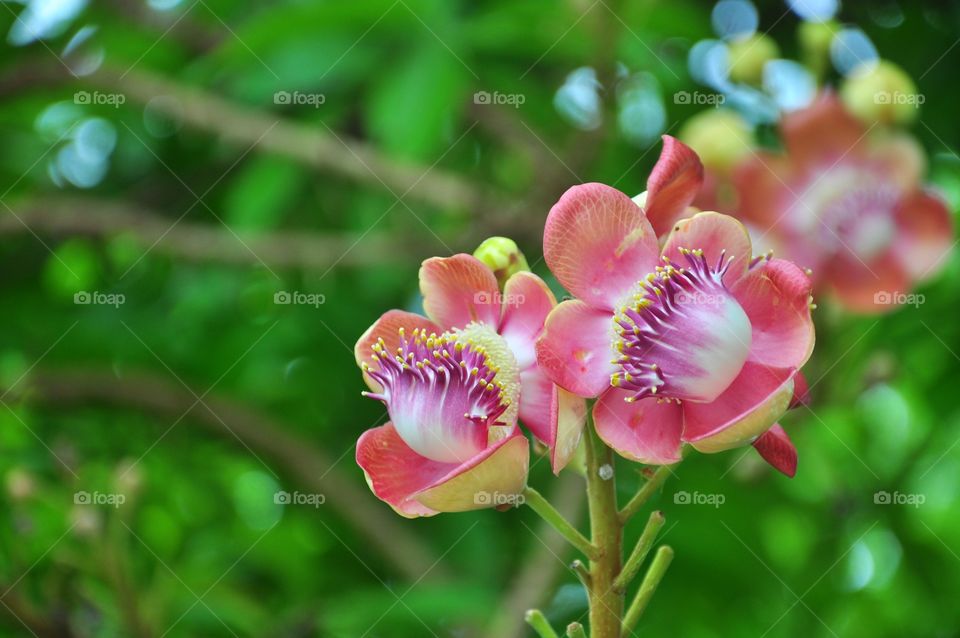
[619,463,678,523]
[566,622,588,638]
[622,546,675,634]
[613,510,665,593]
[523,486,600,560]
[525,609,560,638]
[570,559,592,589]
[584,415,624,638]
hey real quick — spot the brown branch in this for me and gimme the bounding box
[5,368,449,583]
[2,196,422,270]
[82,66,499,217]
[0,589,73,638]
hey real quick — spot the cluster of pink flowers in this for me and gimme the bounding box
[354,137,819,516]
[702,95,953,313]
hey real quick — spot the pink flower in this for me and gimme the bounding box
[355,255,585,517]
[535,147,815,466]
[733,94,953,313]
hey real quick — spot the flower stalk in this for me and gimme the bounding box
[570,559,592,589]
[619,463,677,523]
[523,486,600,560]
[622,545,675,634]
[613,510,665,593]
[525,609,560,638]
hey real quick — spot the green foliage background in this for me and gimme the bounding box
[1,1,959,636]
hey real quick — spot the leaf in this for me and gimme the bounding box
[224,156,304,231]
[364,40,469,162]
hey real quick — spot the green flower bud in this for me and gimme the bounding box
[798,19,840,77]
[841,60,921,125]
[727,34,780,85]
[473,237,530,288]
[679,109,753,172]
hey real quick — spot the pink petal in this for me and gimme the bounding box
[517,369,586,473]
[593,389,683,464]
[416,430,530,512]
[731,258,815,370]
[420,254,501,329]
[869,133,925,192]
[518,367,554,445]
[660,212,753,285]
[824,250,910,314]
[499,272,557,370]
[543,183,660,309]
[355,422,448,518]
[354,310,442,390]
[644,135,705,237]
[732,153,798,230]
[550,386,587,473]
[790,370,810,409]
[535,300,616,398]
[752,424,798,478]
[781,94,866,170]
[356,423,530,517]
[892,190,954,281]
[682,362,795,453]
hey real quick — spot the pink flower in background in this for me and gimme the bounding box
[535,160,815,470]
[355,255,584,517]
[733,94,953,313]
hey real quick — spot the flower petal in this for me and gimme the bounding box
[415,429,530,512]
[644,135,705,237]
[892,190,954,281]
[356,423,530,516]
[781,94,865,169]
[550,386,587,473]
[355,422,447,518]
[516,369,585,473]
[593,389,683,464]
[682,362,795,453]
[518,367,554,445]
[732,153,798,230]
[355,310,442,390]
[752,424,797,478]
[543,183,660,309]
[823,250,910,313]
[535,300,616,398]
[420,254,501,329]
[731,258,815,369]
[870,132,925,193]
[661,212,753,285]
[791,370,810,408]
[499,271,557,370]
